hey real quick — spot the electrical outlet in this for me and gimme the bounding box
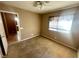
[31,34,34,35]
[54,37,56,39]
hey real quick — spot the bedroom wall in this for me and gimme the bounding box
[41,7,79,50]
[0,3,40,40]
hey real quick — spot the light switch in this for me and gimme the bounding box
[20,27,24,30]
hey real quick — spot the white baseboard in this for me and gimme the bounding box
[9,35,39,46]
[41,35,77,51]
[20,35,39,42]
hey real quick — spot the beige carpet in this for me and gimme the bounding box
[6,36,77,58]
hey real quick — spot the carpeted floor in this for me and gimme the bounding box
[6,36,77,58]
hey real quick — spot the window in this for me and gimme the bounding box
[49,16,58,31]
[49,15,73,33]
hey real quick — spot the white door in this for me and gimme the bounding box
[0,12,8,55]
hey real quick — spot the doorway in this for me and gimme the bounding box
[1,12,20,44]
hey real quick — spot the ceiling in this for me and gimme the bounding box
[1,1,79,14]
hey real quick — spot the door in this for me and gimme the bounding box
[1,12,18,44]
[0,12,8,55]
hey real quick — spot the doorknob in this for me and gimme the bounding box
[1,36,5,38]
[1,35,5,38]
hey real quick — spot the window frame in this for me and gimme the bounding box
[48,15,73,32]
